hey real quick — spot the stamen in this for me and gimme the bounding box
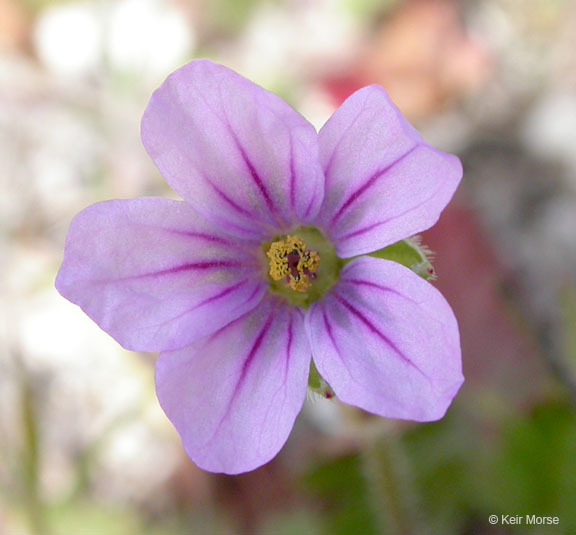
[266,236,320,292]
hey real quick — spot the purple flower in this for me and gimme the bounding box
[56,60,463,474]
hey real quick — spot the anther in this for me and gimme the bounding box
[266,236,320,292]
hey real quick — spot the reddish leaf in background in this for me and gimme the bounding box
[423,202,549,409]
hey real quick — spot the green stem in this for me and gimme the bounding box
[17,358,49,535]
[360,430,425,535]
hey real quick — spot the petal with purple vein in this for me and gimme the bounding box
[156,297,311,474]
[56,198,266,352]
[306,256,463,421]
[316,85,462,257]
[141,60,325,239]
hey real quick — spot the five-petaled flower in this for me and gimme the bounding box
[56,60,463,474]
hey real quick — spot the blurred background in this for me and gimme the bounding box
[1,0,576,533]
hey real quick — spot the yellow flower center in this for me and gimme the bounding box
[266,235,320,293]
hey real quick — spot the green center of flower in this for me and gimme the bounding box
[263,227,342,308]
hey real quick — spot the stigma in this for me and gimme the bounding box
[266,236,320,293]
